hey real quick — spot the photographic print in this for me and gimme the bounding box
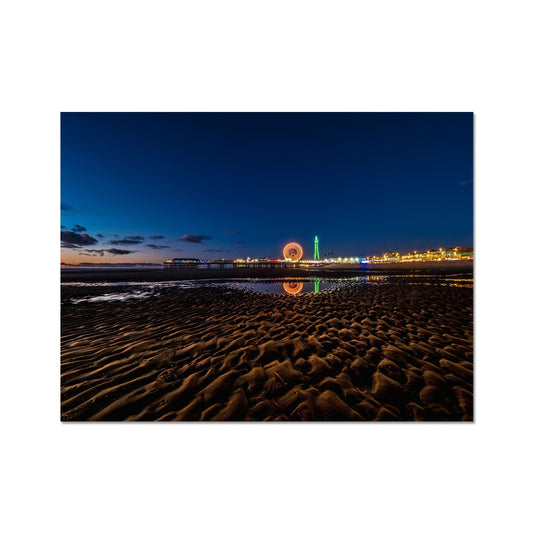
[61,112,473,421]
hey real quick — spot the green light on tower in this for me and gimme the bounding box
[313,277,320,294]
[314,235,320,261]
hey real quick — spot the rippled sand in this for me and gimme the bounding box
[61,282,473,421]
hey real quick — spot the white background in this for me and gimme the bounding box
[1,1,532,532]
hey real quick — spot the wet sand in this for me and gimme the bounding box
[61,280,473,421]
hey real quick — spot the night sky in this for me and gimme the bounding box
[61,112,473,267]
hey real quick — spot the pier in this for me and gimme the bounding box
[163,259,313,271]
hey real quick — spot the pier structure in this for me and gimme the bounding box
[163,259,305,270]
[164,239,331,270]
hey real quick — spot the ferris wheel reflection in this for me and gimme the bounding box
[282,281,304,295]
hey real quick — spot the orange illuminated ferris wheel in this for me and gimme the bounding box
[283,242,303,261]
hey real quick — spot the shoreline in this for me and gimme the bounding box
[61,260,473,283]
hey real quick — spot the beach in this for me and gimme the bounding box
[61,271,473,421]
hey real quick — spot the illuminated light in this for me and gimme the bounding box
[283,242,303,261]
[283,281,303,295]
[313,278,320,294]
[313,236,320,261]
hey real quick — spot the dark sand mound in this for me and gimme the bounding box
[61,282,473,421]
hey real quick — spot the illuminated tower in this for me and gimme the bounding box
[313,235,320,261]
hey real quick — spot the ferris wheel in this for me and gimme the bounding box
[282,242,303,261]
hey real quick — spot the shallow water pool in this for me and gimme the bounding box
[62,274,472,303]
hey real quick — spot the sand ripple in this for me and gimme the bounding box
[61,283,473,421]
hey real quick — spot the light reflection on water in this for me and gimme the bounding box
[225,278,337,295]
[212,276,473,295]
[63,274,472,303]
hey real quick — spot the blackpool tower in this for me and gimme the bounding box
[313,235,320,261]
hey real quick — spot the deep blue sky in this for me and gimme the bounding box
[61,112,473,265]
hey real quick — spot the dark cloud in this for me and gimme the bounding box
[177,234,212,244]
[235,239,246,244]
[204,249,226,253]
[76,248,139,256]
[62,262,161,268]
[61,242,81,249]
[174,248,183,252]
[78,248,105,256]
[224,231,244,236]
[79,248,136,256]
[71,224,87,233]
[149,235,166,240]
[68,204,102,216]
[145,244,170,249]
[61,230,98,246]
[104,248,137,255]
[96,233,105,239]
[79,251,104,257]
[61,225,66,229]
[107,237,144,245]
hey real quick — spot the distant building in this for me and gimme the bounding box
[383,252,400,261]
[169,258,200,263]
[368,246,473,263]
[163,258,201,270]
[454,247,473,254]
